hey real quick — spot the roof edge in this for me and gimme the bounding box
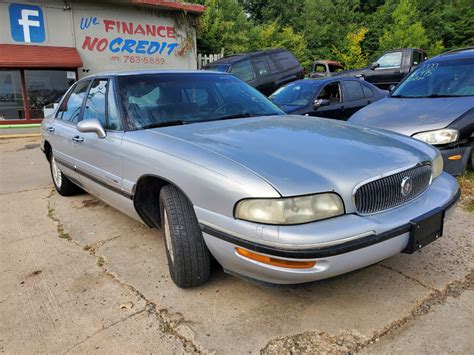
[130,0,205,14]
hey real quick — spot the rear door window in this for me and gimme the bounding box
[252,56,278,77]
[56,80,90,124]
[362,84,374,98]
[345,81,365,101]
[230,60,255,82]
[272,51,299,70]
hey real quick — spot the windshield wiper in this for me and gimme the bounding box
[214,113,277,121]
[141,120,186,129]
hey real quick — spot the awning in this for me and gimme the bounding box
[0,44,83,68]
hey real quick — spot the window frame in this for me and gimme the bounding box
[0,68,77,125]
[54,79,92,126]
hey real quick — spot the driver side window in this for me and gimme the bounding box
[56,80,90,124]
[376,52,402,69]
[317,83,341,104]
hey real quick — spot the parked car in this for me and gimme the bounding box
[41,70,459,288]
[203,48,304,96]
[269,77,387,120]
[350,47,474,176]
[310,60,344,78]
[336,48,427,89]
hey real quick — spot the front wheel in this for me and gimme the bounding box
[160,185,211,288]
[49,154,82,196]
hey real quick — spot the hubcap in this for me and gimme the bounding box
[51,157,62,188]
[163,209,174,263]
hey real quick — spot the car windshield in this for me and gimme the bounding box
[203,64,230,73]
[117,73,284,129]
[269,81,321,107]
[391,58,474,98]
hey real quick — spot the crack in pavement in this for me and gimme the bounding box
[377,263,437,291]
[62,308,147,354]
[46,190,204,354]
[0,186,51,196]
[262,269,473,353]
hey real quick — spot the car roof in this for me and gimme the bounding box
[432,47,474,62]
[206,48,288,65]
[287,77,375,86]
[81,69,231,80]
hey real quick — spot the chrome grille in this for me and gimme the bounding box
[354,164,432,214]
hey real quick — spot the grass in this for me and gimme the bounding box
[457,171,474,213]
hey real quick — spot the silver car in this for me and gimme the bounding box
[41,71,460,288]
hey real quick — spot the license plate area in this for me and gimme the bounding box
[403,209,444,254]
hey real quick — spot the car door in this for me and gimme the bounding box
[364,51,404,89]
[229,59,258,88]
[251,55,280,95]
[341,80,368,119]
[47,79,91,181]
[309,81,345,120]
[72,78,126,204]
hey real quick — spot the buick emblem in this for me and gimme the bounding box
[401,176,413,196]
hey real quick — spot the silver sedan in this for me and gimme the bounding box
[41,71,460,288]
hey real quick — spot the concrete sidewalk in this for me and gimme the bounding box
[1,137,473,354]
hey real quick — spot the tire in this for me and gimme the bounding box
[49,153,82,196]
[159,185,211,288]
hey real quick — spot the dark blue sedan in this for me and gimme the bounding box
[269,77,387,120]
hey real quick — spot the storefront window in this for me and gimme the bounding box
[25,70,75,119]
[0,70,25,120]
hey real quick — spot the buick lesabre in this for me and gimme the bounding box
[41,71,460,288]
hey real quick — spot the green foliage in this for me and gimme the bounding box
[378,0,444,56]
[192,0,472,70]
[333,28,369,69]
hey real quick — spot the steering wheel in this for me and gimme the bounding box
[213,102,242,115]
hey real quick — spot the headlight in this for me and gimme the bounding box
[412,129,459,145]
[432,154,444,179]
[235,193,345,225]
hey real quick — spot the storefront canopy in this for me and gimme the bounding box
[0,44,83,68]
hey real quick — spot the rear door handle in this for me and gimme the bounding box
[72,135,84,142]
[46,126,55,132]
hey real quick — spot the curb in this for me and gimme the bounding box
[0,133,42,139]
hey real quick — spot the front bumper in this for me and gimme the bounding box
[197,172,460,285]
[440,145,472,176]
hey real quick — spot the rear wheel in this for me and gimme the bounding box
[49,154,82,196]
[159,185,211,288]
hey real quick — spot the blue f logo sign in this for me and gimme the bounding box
[9,4,45,43]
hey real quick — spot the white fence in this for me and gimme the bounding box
[197,48,225,69]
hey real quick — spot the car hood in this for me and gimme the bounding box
[150,116,435,198]
[349,97,473,136]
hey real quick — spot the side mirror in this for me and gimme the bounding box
[77,119,106,139]
[314,99,330,109]
[388,84,395,92]
[370,62,380,70]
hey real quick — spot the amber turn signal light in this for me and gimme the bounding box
[235,248,316,269]
[448,155,462,161]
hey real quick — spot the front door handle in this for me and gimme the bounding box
[72,135,84,143]
[46,126,55,132]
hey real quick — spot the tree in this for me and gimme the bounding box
[197,0,254,54]
[378,0,444,56]
[333,27,369,69]
[251,22,310,67]
[300,0,362,61]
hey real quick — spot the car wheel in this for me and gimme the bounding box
[49,154,82,196]
[159,185,211,288]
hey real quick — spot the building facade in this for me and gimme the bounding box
[0,0,204,124]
